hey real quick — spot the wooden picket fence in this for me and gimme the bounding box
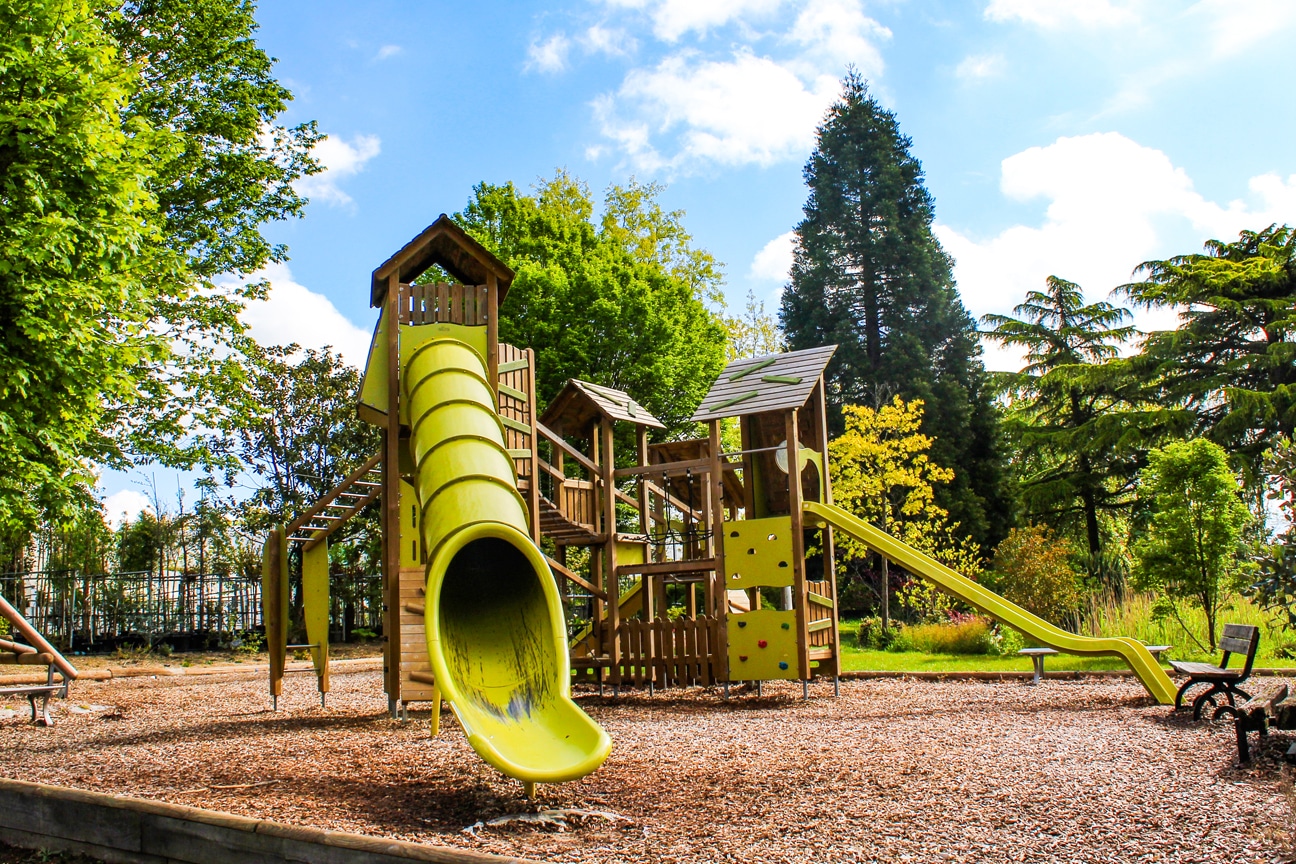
[615,615,721,688]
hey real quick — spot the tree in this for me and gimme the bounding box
[982,276,1157,580]
[1133,438,1252,652]
[0,0,174,533]
[780,70,1010,550]
[1121,225,1296,484]
[829,396,982,628]
[722,289,785,361]
[1250,436,1296,629]
[987,525,1082,625]
[211,346,378,534]
[456,173,727,434]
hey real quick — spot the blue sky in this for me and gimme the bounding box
[103,0,1296,518]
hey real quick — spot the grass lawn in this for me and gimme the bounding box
[837,645,1132,673]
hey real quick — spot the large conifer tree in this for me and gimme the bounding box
[780,72,1010,549]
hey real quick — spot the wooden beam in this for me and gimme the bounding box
[382,274,402,711]
[614,558,716,577]
[286,452,381,537]
[600,419,621,683]
[545,554,607,601]
[0,594,76,681]
[786,410,810,681]
[536,421,601,475]
[708,419,728,681]
[815,375,841,678]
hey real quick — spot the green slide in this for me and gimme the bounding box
[804,501,1177,704]
[405,337,612,787]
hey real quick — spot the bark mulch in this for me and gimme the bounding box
[1,668,1291,864]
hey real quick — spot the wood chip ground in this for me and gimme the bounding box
[1,668,1292,863]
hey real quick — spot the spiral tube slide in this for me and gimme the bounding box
[804,501,1177,704]
[405,338,611,785]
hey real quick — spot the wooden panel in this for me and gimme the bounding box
[692,345,838,422]
[398,567,438,702]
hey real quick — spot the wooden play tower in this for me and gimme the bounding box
[263,215,843,720]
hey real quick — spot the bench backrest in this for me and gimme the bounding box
[1219,623,1261,676]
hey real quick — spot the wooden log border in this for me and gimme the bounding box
[0,778,538,864]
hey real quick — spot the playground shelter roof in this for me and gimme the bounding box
[540,379,665,432]
[690,345,837,423]
[370,214,514,307]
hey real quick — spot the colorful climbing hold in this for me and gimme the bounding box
[739,655,748,662]
[778,661,789,671]
[757,639,768,648]
[781,622,790,630]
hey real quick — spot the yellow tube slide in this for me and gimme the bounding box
[804,501,1177,704]
[405,338,611,785]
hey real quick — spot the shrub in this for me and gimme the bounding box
[989,524,1083,625]
[888,617,996,655]
[992,625,1026,656]
[856,616,897,650]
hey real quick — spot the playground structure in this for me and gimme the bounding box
[261,215,1177,792]
[0,591,78,725]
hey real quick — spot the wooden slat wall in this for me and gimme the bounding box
[403,282,489,325]
[398,566,439,702]
[807,579,835,648]
[612,617,720,688]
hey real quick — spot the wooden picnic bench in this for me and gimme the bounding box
[1,593,77,726]
[1169,623,1259,720]
[1213,684,1296,765]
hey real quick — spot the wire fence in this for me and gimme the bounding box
[0,569,383,652]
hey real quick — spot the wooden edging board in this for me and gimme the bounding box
[0,777,537,864]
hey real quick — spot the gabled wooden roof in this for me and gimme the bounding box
[690,345,837,422]
[370,214,514,307]
[540,379,664,432]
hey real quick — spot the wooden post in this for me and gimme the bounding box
[601,419,621,684]
[708,419,728,681]
[382,274,402,714]
[526,348,541,542]
[785,410,810,681]
[815,377,841,677]
[485,276,499,392]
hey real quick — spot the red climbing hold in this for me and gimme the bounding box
[757,639,768,648]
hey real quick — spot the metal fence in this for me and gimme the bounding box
[0,569,382,652]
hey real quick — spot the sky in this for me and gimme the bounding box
[101,0,1296,521]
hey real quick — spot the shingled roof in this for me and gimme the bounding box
[370,214,514,307]
[540,379,665,432]
[690,345,837,423]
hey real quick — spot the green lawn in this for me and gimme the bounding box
[837,645,1132,673]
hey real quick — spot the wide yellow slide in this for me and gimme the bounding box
[405,337,611,786]
[804,501,1176,704]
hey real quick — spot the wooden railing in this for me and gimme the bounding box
[616,616,721,687]
[401,281,488,325]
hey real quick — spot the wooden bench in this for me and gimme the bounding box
[1169,623,1260,720]
[1213,684,1294,764]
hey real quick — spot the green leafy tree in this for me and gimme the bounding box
[780,71,1010,550]
[0,0,174,533]
[1250,436,1296,628]
[1121,225,1296,483]
[722,289,785,361]
[983,276,1158,579]
[1133,438,1252,651]
[988,524,1082,626]
[829,397,982,628]
[456,172,727,434]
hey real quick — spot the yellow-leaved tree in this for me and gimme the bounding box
[829,397,982,628]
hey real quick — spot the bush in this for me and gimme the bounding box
[992,625,1026,656]
[888,617,996,655]
[856,616,897,650]
[989,525,1082,624]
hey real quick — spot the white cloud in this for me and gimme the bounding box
[594,50,841,173]
[581,25,636,56]
[236,262,373,369]
[935,132,1293,371]
[295,133,381,207]
[609,0,785,41]
[590,0,888,173]
[527,33,572,73]
[984,0,1137,28]
[374,44,402,61]
[955,53,1005,80]
[750,230,796,281]
[102,490,152,528]
[1186,0,1296,58]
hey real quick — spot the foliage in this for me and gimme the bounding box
[1249,436,1296,628]
[1132,438,1253,651]
[986,524,1083,625]
[210,345,378,534]
[1120,225,1296,483]
[887,617,996,655]
[1081,589,1284,663]
[983,276,1157,578]
[456,172,727,435]
[0,0,173,532]
[721,289,784,361]
[780,70,1010,549]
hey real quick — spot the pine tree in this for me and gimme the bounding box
[780,71,1010,549]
